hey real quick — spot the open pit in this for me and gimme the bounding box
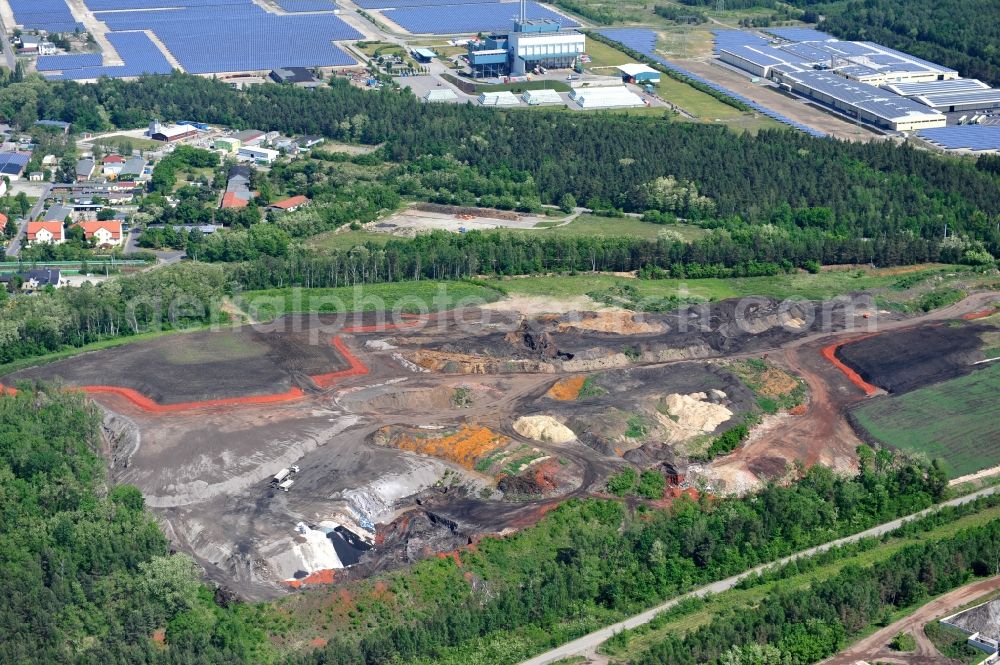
[7,294,974,597]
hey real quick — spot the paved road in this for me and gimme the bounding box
[519,484,1000,665]
[4,185,51,258]
[0,14,17,72]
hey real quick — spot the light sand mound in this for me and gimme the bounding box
[658,393,732,434]
[513,416,576,443]
[556,311,666,335]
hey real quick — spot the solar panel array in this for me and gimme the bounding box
[711,29,768,54]
[274,0,338,11]
[383,2,577,35]
[762,27,835,43]
[36,52,104,72]
[918,126,1000,151]
[355,0,497,7]
[0,152,30,176]
[9,0,83,33]
[599,28,826,138]
[95,2,360,73]
[45,32,173,80]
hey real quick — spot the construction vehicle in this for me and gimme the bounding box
[277,479,295,492]
[270,465,300,487]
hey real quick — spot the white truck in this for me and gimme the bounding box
[270,465,300,487]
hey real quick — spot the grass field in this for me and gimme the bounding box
[526,215,707,241]
[601,501,1000,659]
[239,281,503,319]
[303,229,392,252]
[92,134,162,153]
[851,363,1000,478]
[302,215,705,251]
[497,267,951,303]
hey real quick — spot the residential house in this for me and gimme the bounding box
[75,220,124,247]
[268,195,309,212]
[26,221,65,245]
[102,154,125,178]
[120,156,148,181]
[76,158,95,182]
[1,269,62,292]
[297,136,325,149]
[221,166,253,209]
[45,204,75,223]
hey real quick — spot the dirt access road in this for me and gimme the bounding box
[821,575,1000,665]
[518,485,1000,665]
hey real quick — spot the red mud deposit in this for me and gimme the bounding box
[284,568,337,589]
[961,308,997,320]
[820,337,879,396]
[1,336,370,413]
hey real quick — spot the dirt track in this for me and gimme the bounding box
[821,575,1000,665]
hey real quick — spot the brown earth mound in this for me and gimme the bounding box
[390,426,508,470]
[555,311,665,335]
[546,375,587,401]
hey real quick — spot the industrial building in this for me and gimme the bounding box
[238,146,279,163]
[423,89,458,103]
[569,84,644,109]
[617,63,660,84]
[467,0,583,78]
[147,120,198,142]
[715,31,959,131]
[522,88,563,105]
[411,48,436,64]
[772,69,946,131]
[479,91,520,106]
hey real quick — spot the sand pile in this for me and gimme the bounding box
[656,392,732,436]
[556,311,665,335]
[513,416,576,443]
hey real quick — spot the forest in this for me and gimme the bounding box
[1,73,999,254]
[801,0,1000,86]
[634,517,1000,664]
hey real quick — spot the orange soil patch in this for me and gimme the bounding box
[754,368,799,398]
[436,550,463,566]
[341,319,422,334]
[962,308,997,320]
[0,336,370,413]
[392,425,508,469]
[310,637,328,648]
[546,375,587,401]
[788,403,807,416]
[820,336,879,397]
[284,568,337,589]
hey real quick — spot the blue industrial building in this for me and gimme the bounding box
[467,1,584,78]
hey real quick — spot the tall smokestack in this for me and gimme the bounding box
[520,0,526,23]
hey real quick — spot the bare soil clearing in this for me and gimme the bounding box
[7,291,998,596]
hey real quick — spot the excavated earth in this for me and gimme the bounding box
[6,296,951,598]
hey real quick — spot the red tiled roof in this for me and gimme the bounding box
[0,213,7,225]
[221,192,248,209]
[103,154,125,163]
[270,195,309,210]
[75,220,122,240]
[26,221,63,241]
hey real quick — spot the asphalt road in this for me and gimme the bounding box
[519,484,1000,665]
[4,185,51,258]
